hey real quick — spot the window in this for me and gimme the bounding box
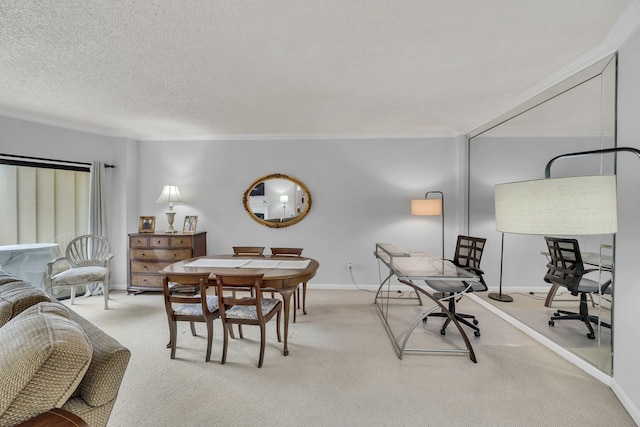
[0,154,101,289]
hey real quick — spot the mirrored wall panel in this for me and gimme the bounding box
[467,54,617,374]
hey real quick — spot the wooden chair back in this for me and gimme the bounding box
[232,246,265,256]
[270,247,303,257]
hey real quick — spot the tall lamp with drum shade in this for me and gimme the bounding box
[156,185,182,233]
[411,191,444,259]
[492,174,618,302]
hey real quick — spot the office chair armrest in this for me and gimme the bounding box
[462,266,484,276]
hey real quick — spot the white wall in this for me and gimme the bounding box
[137,137,462,286]
[612,26,640,419]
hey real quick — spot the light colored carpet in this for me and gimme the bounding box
[64,288,635,427]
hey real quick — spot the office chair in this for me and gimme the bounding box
[424,235,487,337]
[544,236,611,340]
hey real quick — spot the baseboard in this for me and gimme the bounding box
[610,380,640,425]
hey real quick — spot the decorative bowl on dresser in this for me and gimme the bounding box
[128,232,206,293]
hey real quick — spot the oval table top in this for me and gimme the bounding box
[160,254,319,289]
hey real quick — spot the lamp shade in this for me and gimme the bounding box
[494,175,617,235]
[411,199,442,216]
[156,185,182,203]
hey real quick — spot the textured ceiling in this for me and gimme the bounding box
[0,1,636,140]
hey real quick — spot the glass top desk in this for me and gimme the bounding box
[374,243,479,362]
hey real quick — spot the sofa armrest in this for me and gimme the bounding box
[67,312,130,407]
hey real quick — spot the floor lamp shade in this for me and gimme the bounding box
[411,199,442,216]
[495,175,617,235]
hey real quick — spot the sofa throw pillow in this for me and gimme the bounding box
[0,302,93,425]
[0,280,51,327]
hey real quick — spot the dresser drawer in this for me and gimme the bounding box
[171,236,193,248]
[129,236,149,248]
[128,232,206,293]
[149,236,171,248]
[130,260,175,274]
[131,273,164,288]
[130,248,192,261]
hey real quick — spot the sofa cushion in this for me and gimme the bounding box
[0,280,51,327]
[0,271,20,286]
[0,302,93,425]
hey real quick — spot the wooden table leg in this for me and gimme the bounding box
[278,288,295,356]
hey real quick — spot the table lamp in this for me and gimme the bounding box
[156,185,182,233]
[411,191,444,259]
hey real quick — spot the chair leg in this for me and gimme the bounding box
[103,280,109,310]
[169,320,177,359]
[190,321,197,336]
[276,308,282,343]
[205,320,214,362]
[70,287,76,305]
[302,281,308,315]
[258,323,266,368]
[221,324,229,365]
[293,287,297,323]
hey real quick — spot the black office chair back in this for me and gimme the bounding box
[453,236,486,270]
[544,236,585,295]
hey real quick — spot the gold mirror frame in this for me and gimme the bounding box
[243,173,312,228]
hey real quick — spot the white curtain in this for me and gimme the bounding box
[89,161,106,236]
[87,161,107,295]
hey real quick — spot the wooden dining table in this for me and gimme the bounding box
[160,254,319,356]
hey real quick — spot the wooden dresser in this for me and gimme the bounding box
[127,232,206,293]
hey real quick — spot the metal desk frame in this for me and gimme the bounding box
[374,243,479,362]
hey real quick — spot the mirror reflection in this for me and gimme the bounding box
[468,54,616,375]
[243,173,312,228]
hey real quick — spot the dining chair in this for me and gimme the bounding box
[162,273,220,362]
[544,236,612,339]
[270,247,306,322]
[423,235,488,337]
[45,234,113,310]
[215,273,282,368]
[232,246,265,256]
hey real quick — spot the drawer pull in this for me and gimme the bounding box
[172,252,178,258]
[141,252,146,257]
[136,239,142,244]
[179,240,184,244]
[156,240,162,244]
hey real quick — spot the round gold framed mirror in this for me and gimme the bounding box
[243,173,312,228]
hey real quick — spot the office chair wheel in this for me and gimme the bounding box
[440,329,446,335]
[554,311,560,316]
[549,320,555,326]
[474,331,481,337]
[473,319,479,325]
[587,333,595,340]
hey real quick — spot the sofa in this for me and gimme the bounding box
[0,270,130,427]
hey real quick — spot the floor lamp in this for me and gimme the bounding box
[411,191,444,259]
[493,174,618,301]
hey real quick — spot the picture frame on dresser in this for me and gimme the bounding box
[183,215,198,233]
[138,216,155,233]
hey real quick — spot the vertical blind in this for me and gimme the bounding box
[0,164,90,249]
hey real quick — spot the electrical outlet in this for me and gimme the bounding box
[347,262,353,270]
